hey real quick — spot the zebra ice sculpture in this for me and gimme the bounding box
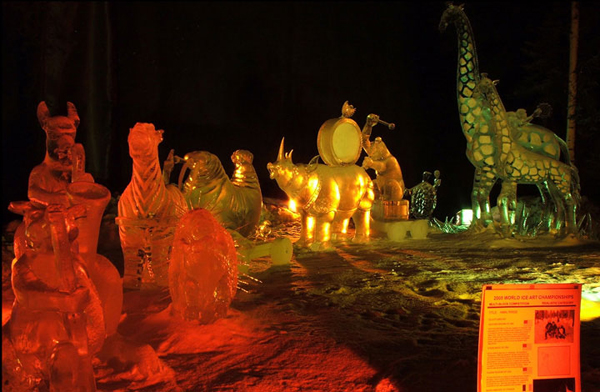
[117,123,189,289]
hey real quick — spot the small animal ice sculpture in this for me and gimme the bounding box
[267,138,374,249]
[360,113,407,220]
[178,149,263,237]
[13,102,95,259]
[3,203,104,392]
[406,170,441,220]
[28,101,94,208]
[168,208,238,323]
[117,123,188,289]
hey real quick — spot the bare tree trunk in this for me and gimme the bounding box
[566,1,579,164]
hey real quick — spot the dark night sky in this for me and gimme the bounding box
[3,2,599,226]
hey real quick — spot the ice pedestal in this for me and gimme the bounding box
[371,218,430,241]
[371,199,409,222]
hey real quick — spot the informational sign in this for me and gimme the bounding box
[478,283,582,392]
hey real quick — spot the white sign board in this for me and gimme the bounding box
[478,283,582,392]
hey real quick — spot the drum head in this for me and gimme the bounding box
[317,118,362,166]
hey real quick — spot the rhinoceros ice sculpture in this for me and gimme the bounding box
[267,138,374,250]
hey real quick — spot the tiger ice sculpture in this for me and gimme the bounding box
[178,149,263,237]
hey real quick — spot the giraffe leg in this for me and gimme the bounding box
[550,176,577,235]
[497,180,517,237]
[470,169,497,230]
[546,182,566,235]
[535,182,553,233]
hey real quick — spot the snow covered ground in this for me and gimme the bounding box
[3,219,599,392]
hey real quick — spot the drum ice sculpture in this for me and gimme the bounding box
[317,101,363,167]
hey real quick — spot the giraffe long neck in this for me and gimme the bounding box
[130,155,168,218]
[483,84,514,161]
[453,12,483,140]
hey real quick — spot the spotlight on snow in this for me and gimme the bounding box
[456,208,473,226]
[581,288,600,322]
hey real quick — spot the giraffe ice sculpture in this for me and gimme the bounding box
[474,74,580,235]
[117,123,189,289]
[439,3,569,231]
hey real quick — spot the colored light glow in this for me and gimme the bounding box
[457,208,473,226]
[306,217,315,238]
[289,199,297,212]
[581,289,600,322]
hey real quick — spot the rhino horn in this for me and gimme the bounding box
[278,137,285,161]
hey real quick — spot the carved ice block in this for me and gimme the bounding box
[238,238,293,266]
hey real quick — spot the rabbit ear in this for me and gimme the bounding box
[37,101,50,128]
[66,102,80,128]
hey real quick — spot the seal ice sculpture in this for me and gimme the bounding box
[178,149,263,237]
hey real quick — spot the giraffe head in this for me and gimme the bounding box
[128,122,164,162]
[439,3,465,32]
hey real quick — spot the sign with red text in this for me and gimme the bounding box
[478,283,581,392]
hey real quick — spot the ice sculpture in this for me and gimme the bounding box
[439,3,571,231]
[238,237,293,266]
[360,113,408,221]
[178,149,263,237]
[317,101,363,166]
[10,102,122,336]
[14,102,93,259]
[168,208,238,323]
[3,202,104,391]
[406,170,442,220]
[474,74,579,234]
[117,123,188,290]
[27,101,86,208]
[267,138,374,249]
[67,181,123,336]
